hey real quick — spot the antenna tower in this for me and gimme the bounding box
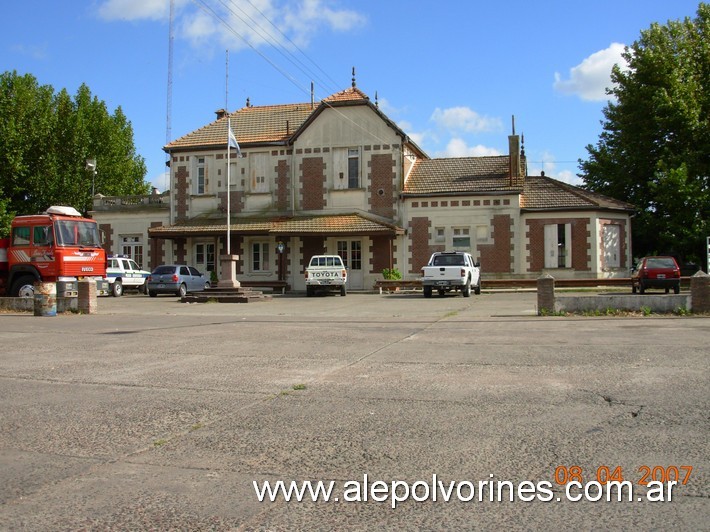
[165,0,175,191]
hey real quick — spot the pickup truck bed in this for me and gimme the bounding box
[421,251,481,298]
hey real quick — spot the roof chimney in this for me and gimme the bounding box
[215,108,227,119]
[509,115,521,185]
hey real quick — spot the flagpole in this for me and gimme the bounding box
[225,50,231,256]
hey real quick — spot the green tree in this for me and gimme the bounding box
[0,71,149,231]
[580,3,710,265]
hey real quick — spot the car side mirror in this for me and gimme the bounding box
[474,262,480,268]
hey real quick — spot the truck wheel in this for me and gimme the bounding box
[148,290,157,297]
[306,286,314,297]
[474,282,481,295]
[177,283,187,297]
[11,275,36,298]
[423,286,432,298]
[111,280,123,297]
[462,280,471,297]
[673,284,680,294]
[340,285,347,296]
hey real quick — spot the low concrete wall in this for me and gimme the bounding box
[0,297,78,313]
[555,294,690,313]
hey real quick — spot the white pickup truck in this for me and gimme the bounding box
[421,251,481,298]
[106,255,150,297]
[305,255,347,297]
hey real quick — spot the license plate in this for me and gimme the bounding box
[657,274,665,279]
[158,284,165,288]
[437,280,449,286]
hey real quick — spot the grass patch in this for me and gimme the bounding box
[153,438,168,447]
[292,383,307,391]
[538,308,567,316]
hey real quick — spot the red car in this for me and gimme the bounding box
[631,256,681,294]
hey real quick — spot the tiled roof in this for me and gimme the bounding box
[165,103,316,150]
[148,213,404,238]
[322,86,370,103]
[403,156,523,195]
[165,87,373,151]
[521,175,634,211]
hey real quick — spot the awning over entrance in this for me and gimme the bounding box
[148,213,405,239]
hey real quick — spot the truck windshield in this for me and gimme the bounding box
[54,220,101,247]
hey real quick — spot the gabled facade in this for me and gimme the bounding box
[92,84,634,290]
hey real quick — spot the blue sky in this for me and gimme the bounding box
[1,0,702,192]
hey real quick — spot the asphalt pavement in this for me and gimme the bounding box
[0,291,707,530]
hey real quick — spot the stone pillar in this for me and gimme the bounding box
[690,270,710,313]
[218,254,241,288]
[537,274,555,315]
[78,278,98,314]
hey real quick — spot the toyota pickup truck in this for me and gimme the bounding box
[305,255,347,296]
[421,251,481,298]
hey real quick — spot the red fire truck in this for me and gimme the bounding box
[0,206,109,297]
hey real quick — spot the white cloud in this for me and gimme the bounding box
[430,107,502,134]
[553,43,629,101]
[97,0,177,21]
[98,0,366,50]
[439,138,501,158]
[526,153,582,185]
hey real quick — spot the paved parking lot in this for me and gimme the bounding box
[0,291,708,529]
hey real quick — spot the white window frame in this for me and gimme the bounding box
[194,242,216,273]
[196,157,206,194]
[251,241,271,272]
[120,235,144,268]
[452,227,471,250]
[544,223,572,269]
[333,147,360,190]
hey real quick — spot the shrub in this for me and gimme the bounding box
[382,268,402,280]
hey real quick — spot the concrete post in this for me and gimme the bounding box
[218,254,241,288]
[78,278,98,314]
[537,274,555,315]
[690,270,710,313]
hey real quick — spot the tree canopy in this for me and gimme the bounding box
[0,71,149,236]
[580,3,710,266]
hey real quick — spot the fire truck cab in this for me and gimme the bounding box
[0,206,109,297]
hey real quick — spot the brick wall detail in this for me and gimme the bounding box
[276,160,290,211]
[478,214,513,273]
[218,191,244,214]
[100,224,113,255]
[149,221,165,270]
[369,154,395,219]
[175,165,189,222]
[301,236,326,271]
[301,157,325,210]
[370,236,392,274]
[175,238,186,265]
[408,217,444,274]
